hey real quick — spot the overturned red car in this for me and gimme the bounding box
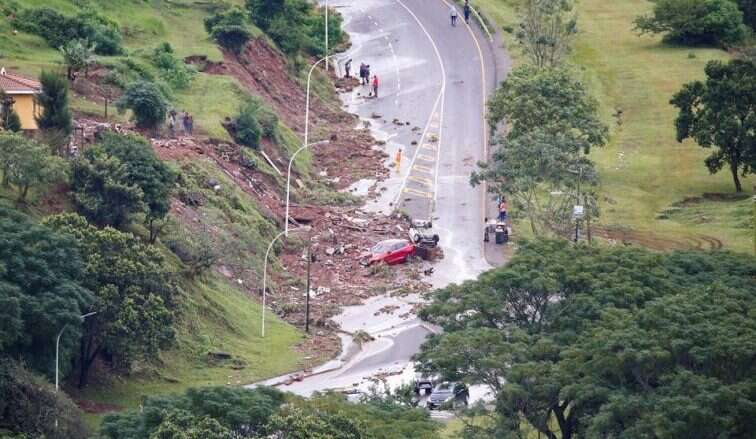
[359,239,416,266]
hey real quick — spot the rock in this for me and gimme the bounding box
[325,247,336,256]
[207,351,233,360]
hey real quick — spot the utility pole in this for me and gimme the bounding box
[305,241,312,333]
[324,0,329,72]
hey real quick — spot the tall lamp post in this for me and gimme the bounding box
[56,311,97,393]
[324,0,329,71]
[261,54,328,338]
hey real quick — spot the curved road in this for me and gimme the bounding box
[254,0,509,401]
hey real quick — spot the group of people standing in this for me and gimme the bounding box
[167,110,194,137]
[344,59,380,99]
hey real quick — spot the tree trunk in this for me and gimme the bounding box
[18,184,29,202]
[731,161,743,192]
[554,403,573,439]
[78,336,99,388]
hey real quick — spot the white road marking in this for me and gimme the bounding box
[392,0,448,211]
[437,0,489,251]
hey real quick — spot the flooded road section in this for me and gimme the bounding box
[253,0,502,410]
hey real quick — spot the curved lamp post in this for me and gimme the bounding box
[56,311,97,393]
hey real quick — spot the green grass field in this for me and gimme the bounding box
[474,0,753,253]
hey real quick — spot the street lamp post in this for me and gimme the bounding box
[284,56,328,236]
[324,0,329,71]
[55,311,97,393]
[263,55,328,338]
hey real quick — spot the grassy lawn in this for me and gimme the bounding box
[473,0,753,253]
[72,276,304,427]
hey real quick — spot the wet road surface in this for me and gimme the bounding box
[252,0,509,412]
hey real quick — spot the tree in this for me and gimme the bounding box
[0,207,93,377]
[516,0,578,68]
[117,81,168,129]
[44,214,177,388]
[0,91,22,132]
[0,359,89,439]
[265,406,369,439]
[671,59,756,192]
[101,386,286,439]
[70,145,145,228]
[150,412,233,439]
[36,70,72,136]
[634,0,747,46]
[60,38,95,81]
[417,240,756,439]
[97,133,176,241]
[737,0,756,29]
[204,7,252,55]
[478,66,606,235]
[2,135,66,202]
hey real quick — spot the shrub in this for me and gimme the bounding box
[634,0,747,46]
[116,80,168,129]
[150,42,195,90]
[36,70,72,136]
[15,7,123,55]
[0,360,89,439]
[0,91,22,132]
[204,6,252,55]
[234,101,263,149]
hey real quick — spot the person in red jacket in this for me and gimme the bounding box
[372,75,379,98]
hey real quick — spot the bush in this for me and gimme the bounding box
[0,91,21,132]
[234,101,263,149]
[150,43,195,90]
[15,7,123,55]
[634,0,747,46]
[204,7,252,55]
[0,360,89,439]
[116,80,168,129]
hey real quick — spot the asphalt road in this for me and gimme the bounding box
[253,0,509,406]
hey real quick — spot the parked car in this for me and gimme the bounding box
[414,373,438,395]
[426,382,469,410]
[359,239,416,266]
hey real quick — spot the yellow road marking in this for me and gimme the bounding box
[403,188,432,198]
[412,164,434,174]
[408,175,433,186]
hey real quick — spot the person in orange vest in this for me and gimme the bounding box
[394,148,402,171]
[372,75,379,98]
[498,197,508,221]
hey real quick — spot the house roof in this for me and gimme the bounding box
[0,68,41,94]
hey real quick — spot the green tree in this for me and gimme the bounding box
[98,133,176,241]
[60,38,95,81]
[634,0,747,45]
[204,7,252,55]
[44,214,177,388]
[101,386,286,439]
[117,81,168,129]
[3,135,66,202]
[737,0,756,28]
[671,59,756,192]
[266,406,369,439]
[0,359,89,439]
[0,207,92,376]
[478,66,606,235]
[0,132,25,186]
[516,0,578,68]
[36,70,72,136]
[70,145,145,228]
[150,412,233,439]
[0,91,22,132]
[417,240,756,439]
[233,99,263,149]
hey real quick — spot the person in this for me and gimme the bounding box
[450,5,458,26]
[372,74,379,98]
[365,65,371,85]
[463,1,471,23]
[182,112,190,133]
[186,113,194,135]
[498,197,508,221]
[359,63,366,84]
[168,111,176,136]
[345,59,352,78]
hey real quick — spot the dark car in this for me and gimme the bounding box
[426,382,469,410]
[414,373,437,395]
[359,239,416,266]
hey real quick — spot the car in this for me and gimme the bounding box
[359,239,416,266]
[414,373,438,395]
[426,382,469,410]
